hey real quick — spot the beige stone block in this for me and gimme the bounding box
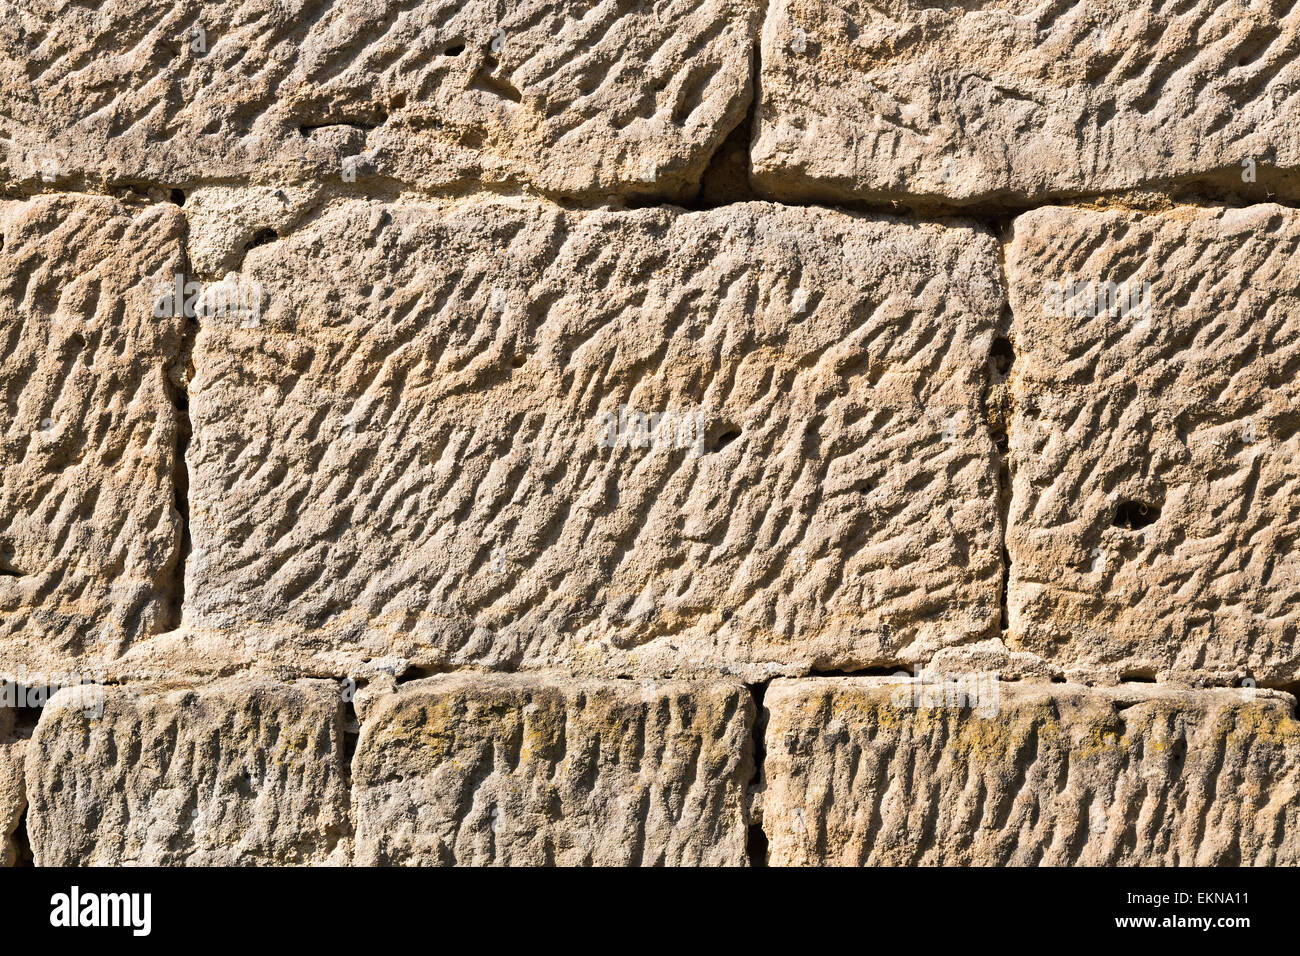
[352,672,753,865]
[1006,203,1300,684]
[753,0,1300,206]
[762,677,1300,865]
[182,197,1003,678]
[0,0,760,201]
[24,678,351,865]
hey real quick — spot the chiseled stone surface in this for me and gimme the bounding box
[762,677,1300,866]
[182,197,1002,680]
[0,0,759,201]
[352,672,753,865]
[1006,203,1300,685]
[753,0,1300,207]
[24,678,351,865]
[6,0,1300,870]
[0,196,185,678]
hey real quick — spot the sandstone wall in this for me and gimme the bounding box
[2,0,1299,865]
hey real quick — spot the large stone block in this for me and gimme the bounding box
[762,677,1300,865]
[0,0,760,201]
[0,196,185,676]
[1006,203,1300,684]
[183,197,1003,678]
[753,0,1300,206]
[352,672,753,865]
[24,678,350,865]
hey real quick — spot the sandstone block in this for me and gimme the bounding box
[0,196,185,676]
[183,197,1003,678]
[762,677,1300,865]
[24,678,350,865]
[1006,203,1300,684]
[1,0,760,200]
[352,672,753,865]
[753,0,1300,206]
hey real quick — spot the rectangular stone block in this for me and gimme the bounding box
[762,677,1300,865]
[1006,203,1300,684]
[1,0,759,201]
[352,672,753,865]
[185,197,1003,679]
[24,678,350,865]
[0,196,185,676]
[753,0,1300,206]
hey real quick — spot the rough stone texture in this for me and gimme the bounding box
[5,0,1300,871]
[753,0,1300,207]
[352,672,753,865]
[179,197,1002,680]
[762,677,1300,866]
[24,678,350,865]
[0,705,26,866]
[0,195,185,678]
[0,0,759,201]
[1006,203,1300,685]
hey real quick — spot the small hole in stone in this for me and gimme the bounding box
[1113,499,1161,530]
[989,336,1014,377]
[510,355,526,369]
[244,228,278,252]
[443,42,465,56]
[712,429,740,453]
[853,479,874,494]
[1120,670,1157,683]
[169,189,186,206]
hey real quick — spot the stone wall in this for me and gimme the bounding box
[2,0,1299,865]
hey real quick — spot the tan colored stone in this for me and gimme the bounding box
[1006,203,1300,684]
[177,196,1003,680]
[352,671,753,865]
[0,0,759,201]
[24,677,350,865]
[0,705,25,866]
[762,677,1300,865]
[0,196,185,677]
[753,0,1300,207]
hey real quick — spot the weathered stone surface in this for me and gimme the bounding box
[753,0,1300,207]
[352,672,752,865]
[0,0,759,201]
[762,677,1300,865]
[0,705,26,866]
[179,197,1002,679]
[25,678,350,865]
[1006,203,1300,684]
[0,196,185,677]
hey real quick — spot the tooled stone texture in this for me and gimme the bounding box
[178,196,1003,680]
[0,195,185,678]
[0,0,759,201]
[24,678,351,865]
[1005,203,1300,685]
[753,0,1300,207]
[352,672,753,865]
[762,677,1300,866]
